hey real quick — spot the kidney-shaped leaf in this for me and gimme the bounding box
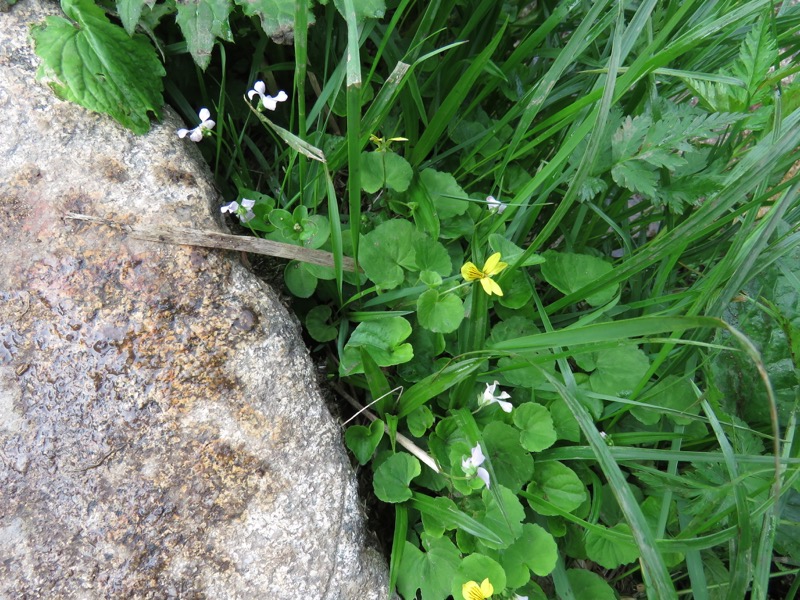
[373,452,421,503]
[341,317,414,375]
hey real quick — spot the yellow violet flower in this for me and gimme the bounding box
[461,252,508,296]
[462,578,494,600]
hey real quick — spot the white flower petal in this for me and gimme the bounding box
[198,108,211,121]
[189,128,203,142]
[275,90,288,102]
[496,399,513,413]
[254,80,266,94]
[202,119,216,131]
[240,210,255,223]
[263,97,278,111]
[221,201,239,214]
[470,444,485,466]
[241,198,255,209]
[477,467,491,489]
[177,128,189,138]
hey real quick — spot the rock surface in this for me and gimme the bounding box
[0,2,389,598]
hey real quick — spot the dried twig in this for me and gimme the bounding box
[334,383,441,474]
[64,212,357,272]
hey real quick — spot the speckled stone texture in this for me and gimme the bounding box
[0,2,389,598]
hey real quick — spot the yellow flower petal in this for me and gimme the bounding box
[461,579,494,599]
[461,262,482,281]
[479,277,503,296]
[482,252,508,276]
[482,252,501,273]
[480,578,494,596]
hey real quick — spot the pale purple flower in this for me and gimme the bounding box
[247,81,288,111]
[486,195,507,214]
[480,380,513,413]
[461,444,491,489]
[177,108,215,142]
[220,198,255,223]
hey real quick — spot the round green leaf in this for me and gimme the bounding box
[373,452,421,503]
[397,535,461,600]
[497,354,555,388]
[344,419,384,465]
[632,375,699,425]
[540,251,618,307]
[488,234,545,267]
[397,327,445,383]
[359,219,417,289]
[491,315,539,342]
[584,523,640,569]
[502,523,558,587]
[589,344,650,397]
[513,403,557,452]
[305,305,337,342]
[565,568,617,600]
[414,236,452,276]
[451,553,506,600]
[407,404,435,438]
[549,399,581,443]
[417,289,465,333]
[284,261,317,298]
[419,270,443,287]
[497,269,533,309]
[419,168,469,220]
[383,151,413,192]
[483,422,534,493]
[360,151,385,193]
[340,317,414,375]
[478,485,525,549]
[527,461,586,516]
[301,214,330,249]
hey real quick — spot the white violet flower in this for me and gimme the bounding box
[177,108,215,142]
[461,444,491,489]
[247,81,288,111]
[221,198,256,223]
[486,195,507,214]
[480,380,513,413]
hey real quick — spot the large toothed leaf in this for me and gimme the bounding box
[175,0,234,70]
[31,0,165,134]
[234,0,312,40]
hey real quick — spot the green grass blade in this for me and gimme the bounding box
[342,0,363,264]
[489,315,721,352]
[397,358,486,418]
[388,502,408,595]
[324,167,344,301]
[409,22,507,166]
[701,399,752,599]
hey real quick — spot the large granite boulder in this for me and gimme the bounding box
[0,1,389,598]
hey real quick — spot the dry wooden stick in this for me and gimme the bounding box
[64,212,357,272]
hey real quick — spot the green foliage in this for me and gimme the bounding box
[40,0,800,596]
[340,317,413,375]
[30,0,164,133]
[345,419,384,464]
[540,251,618,307]
[710,236,800,427]
[373,452,421,503]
